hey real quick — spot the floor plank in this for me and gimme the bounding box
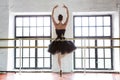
[0,72,120,80]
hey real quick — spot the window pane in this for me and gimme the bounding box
[23,40,29,46]
[44,27,50,36]
[30,58,35,67]
[38,40,43,46]
[16,40,19,46]
[114,40,120,46]
[37,17,43,26]
[44,48,50,57]
[97,27,103,36]
[89,17,95,26]
[44,40,50,46]
[96,17,103,26]
[16,27,22,36]
[105,59,111,68]
[23,27,29,36]
[89,27,95,36]
[23,48,29,57]
[44,58,50,67]
[105,49,111,58]
[37,27,43,36]
[75,27,81,36]
[37,48,43,57]
[90,59,95,68]
[104,27,110,36]
[30,27,36,36]
[23,58,29,67]
[16,40,23,46]
[98,59,104,68]
[75,49,82,57]
[75,59,81,68]
[16,17,22,26]
[89,40,95,46]
[30,40,35,46]
[75,17,81,26]
[16,58,21,67]
[37,58,43,67]
[84,40,89,46]
[104,40,111,46]
[44,17,50,26]
[97,40,104,46]
[23,17,29,26]
[84,49,89,58]
[84,59,89,68]
[30,17,36,26]
[30,48,35,57]
[104,17,110,26]
[82,27,88,36]
[98,49,104,58]
[90,49,95,58]
[82,17,88,26]
[16,49,20,57]
[75,40,81,46]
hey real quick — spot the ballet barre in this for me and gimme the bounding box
[0,37,120,40]
[0,38,119,48]
[0,46,119,48]
[0,38,120,74]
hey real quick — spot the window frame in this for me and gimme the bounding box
[73,15,113,70]
[14,15,52,69]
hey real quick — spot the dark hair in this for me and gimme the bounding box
[58,14,63,21]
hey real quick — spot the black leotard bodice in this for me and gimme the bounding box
[56,29,65,39]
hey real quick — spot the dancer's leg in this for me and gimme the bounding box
[57,53,67,77]
[58,53,62,77]
[58,53,61,70]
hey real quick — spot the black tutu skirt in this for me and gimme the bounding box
[48,39,76,55]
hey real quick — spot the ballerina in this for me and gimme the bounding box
[48,4,76,77]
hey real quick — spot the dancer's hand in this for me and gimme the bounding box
[53,5,58,9]
[63,4,67,9]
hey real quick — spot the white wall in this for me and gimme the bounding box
[0,0,9,71]
[0,0,120,72]
[112,11,120,72]
[9,0,117,12]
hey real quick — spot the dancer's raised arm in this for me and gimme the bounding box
[63,5,69,26]
[52,5,58,27]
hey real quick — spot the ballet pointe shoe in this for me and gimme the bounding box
[60,70,62,77]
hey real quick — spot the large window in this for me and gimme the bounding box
[15,15,52,69]
[74,15,113,70]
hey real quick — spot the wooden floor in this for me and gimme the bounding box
[0,72,120,80]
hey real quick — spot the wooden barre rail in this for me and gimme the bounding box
[0,46,119,48]
[0,38,119,48]
[0,38,120,40]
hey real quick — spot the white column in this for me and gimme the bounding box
[119,5,120,73]
[117,4,120,73]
